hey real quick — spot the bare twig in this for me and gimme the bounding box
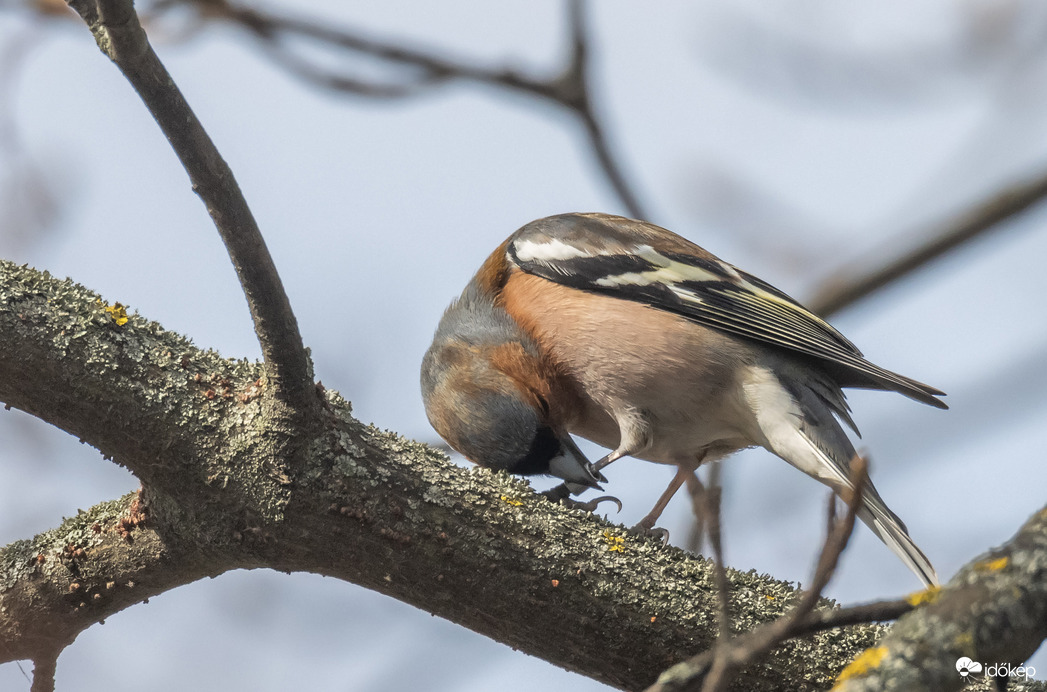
[703,467,729,640]
[810,170,1047,317]
[793,597,913,634]
[684,472,706,555]
[650,457,869,692]
[65,0,317,414]
[254,38,448,98]
[205,2,550,97]
[167,0,648,218]
[562,0,647,219]
[696,464,734,692]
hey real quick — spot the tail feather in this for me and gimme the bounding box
[856,500,939,587]
[745,363,938,587]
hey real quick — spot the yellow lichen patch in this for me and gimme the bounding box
[975,556,1008,572]
[953,630,974,651]
[499,495,524,507]
[102,301,129,326]
[906,585,942,607]
[602,530,626,553]
[764,594,776,601]
[834,646,887,685]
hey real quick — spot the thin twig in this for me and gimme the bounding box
[704,466,729,639]
[810,170,1047,317]
[215,3,551,97]
[792,597,913,634]
[833,503,1047,690]
[577,107,646,219]
[683,468,708,558]
[254,38,447,99]
[66,0,317,414]
[172,0,648,218]
[562,0,646,219]
[698,463,734,692]
[650,457,870,692]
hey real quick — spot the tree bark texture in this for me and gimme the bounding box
[1,260,891,691]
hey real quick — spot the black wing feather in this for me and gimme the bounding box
[507,214,947,409]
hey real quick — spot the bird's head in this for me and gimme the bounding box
[420,284,602,489]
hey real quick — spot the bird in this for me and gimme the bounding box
[420,212,945,586]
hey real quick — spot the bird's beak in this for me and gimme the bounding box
[547,434,607,492]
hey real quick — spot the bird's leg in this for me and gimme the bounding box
[630,465,691,544]
[592,448,628,474]
[545,429,643,514]
[595,410,651,475]
[545,418,649,515]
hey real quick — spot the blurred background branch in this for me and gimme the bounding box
[810,167,1047,317]
[146,0,649,219]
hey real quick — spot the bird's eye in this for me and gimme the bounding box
[535,395,550,417]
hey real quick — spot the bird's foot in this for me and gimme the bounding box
[629,516,670,545]
[566,495,623,513]
[541,484,622,514]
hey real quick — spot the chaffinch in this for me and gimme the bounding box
[421,212,945,586]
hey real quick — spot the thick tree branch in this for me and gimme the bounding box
[0,491,218,663]
[1,260,888,691]
[65,0,317,414]
[0,262,292,523]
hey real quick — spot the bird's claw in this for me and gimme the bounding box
[629,520,670,545]
[565,495,623,514]
[540,485,622,514]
